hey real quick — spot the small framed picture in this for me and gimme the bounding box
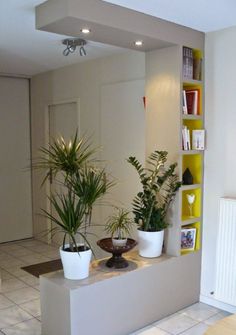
[181,228,196,251]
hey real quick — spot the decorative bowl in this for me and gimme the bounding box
[97,238,137,269]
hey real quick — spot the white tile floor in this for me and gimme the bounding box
[0,239,231,335]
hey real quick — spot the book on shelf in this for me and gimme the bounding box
[182,90,188,114]
[192,129,205,150]
[193,58,202,81]
[182,126,191,150]
[183,47,193,79]
[184,89,200,115]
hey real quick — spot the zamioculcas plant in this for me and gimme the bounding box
[127,150,181,232]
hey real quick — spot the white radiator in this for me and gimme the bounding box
[215,197,236,306]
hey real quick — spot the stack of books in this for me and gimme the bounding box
[183,47,193,79]
[182,126,191,150]
[182,127,205,151]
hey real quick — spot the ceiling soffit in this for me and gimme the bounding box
[36,0,204,51]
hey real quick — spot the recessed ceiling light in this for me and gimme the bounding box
[81,28,91,34]
[134,40,143,47]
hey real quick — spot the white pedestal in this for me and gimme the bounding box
[40,251,201,335]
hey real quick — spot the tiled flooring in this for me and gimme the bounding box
[0,239,231,335]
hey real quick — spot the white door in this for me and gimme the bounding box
[0,77,32,243]
[48,101,79,245]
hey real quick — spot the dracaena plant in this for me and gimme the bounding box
[127,151,181,232]
[68,165,114,237]
[105,207,133,240]
[34,131,96,185]
[42,192,90,252]
[34,131,114,252]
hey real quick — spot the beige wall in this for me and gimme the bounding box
[0,77,32,242]
[31,50,145,254]
[201,26,236,310]
[145,46,181,163]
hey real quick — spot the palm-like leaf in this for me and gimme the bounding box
[42,193,86,251]
[69,166,114,223]
[33,131,96,184]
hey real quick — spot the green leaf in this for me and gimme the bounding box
[32,131,97,184]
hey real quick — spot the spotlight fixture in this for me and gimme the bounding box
[134,40,143,47]
[81,28,91,34]
[62,38,87,56]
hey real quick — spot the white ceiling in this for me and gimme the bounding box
[106,0,236,33]
[1,0,236,77]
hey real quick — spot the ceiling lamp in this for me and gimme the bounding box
[62,38,87,56]
[134,40,143,47]
[80,28,91,34]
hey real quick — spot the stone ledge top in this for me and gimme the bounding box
[40,251,173,290]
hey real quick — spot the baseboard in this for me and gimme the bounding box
[200,294,236,313]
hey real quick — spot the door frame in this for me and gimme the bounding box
[44,98,80,244]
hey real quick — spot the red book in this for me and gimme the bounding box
[185,89,200,115]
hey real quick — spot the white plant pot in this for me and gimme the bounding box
[138,230,164,258]
[60,244,92,280]
[112,238,127,247]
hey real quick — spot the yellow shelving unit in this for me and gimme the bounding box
[182,154,202,184]
[181,47,204,255]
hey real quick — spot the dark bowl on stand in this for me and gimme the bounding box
[97,238,137,269]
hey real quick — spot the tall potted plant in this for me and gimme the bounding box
[35,132,113,279]
[127,150,181,258]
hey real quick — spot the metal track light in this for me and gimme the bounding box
[62,38,87,56]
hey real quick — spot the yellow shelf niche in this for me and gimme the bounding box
[182,154,202,184]
[181,222,201,255]
[182,188,201,218]
[193,48,203,60]
[182,119,203,131]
